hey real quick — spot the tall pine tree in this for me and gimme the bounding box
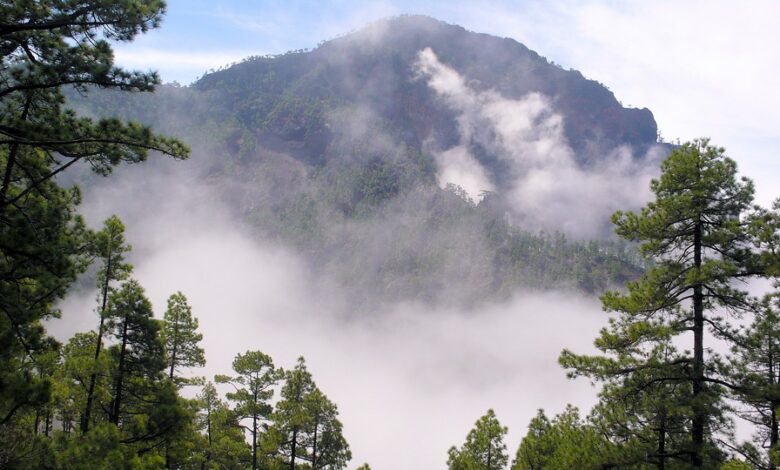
[560,139,757,467]
[216,350,281,470]
[161,291,205,385]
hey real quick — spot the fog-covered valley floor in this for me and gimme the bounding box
[51,165,609,469]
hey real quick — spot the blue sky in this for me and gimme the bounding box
[113,0,780,204]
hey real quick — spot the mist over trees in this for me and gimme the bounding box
[64,15,665,308]
[1,1,779,469]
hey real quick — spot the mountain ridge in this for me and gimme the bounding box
[67,15,663,305]
[193,15,659,167]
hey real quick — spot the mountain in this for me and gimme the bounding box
[195,15,657,165]
[68,15,665,306]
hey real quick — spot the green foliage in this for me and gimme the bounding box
[161,291,205,384]
[266,356,318,469]
[1,1,188,463]
[0,1,189,172]
[264,356,351,470]
[58,333,109,432]
[728,293,780,468]
[512,410,554,470]
[83,215,133,433]
[300,388,351,469]
[512,406,615,470]
[105,280,188,448]
[195,382,252,469]
[217,350,282,470]
[0,145,89,427]
[447,409,508,470]
[560,139,758,467]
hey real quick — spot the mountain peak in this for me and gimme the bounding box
[196,15,658,162]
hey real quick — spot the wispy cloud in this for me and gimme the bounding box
[434,0,780,205]
[415,47,659,238]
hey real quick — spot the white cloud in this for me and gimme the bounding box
[434,0,780,206]
[51,166,607,469]
[415,47,658,238]
[431,144,495,201]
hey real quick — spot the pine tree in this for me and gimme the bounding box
[0,1,189,186]
[82,215,132,434]
[301,388,351,470]
[216,350,282,470]
[59,332,109,434]
[105,279,185,449]
[1,0,189,453]
[728,294,780,468]
[560,139,757,467]
[0,145,90,429]
[447,409,508,470]
[512,410,554,470]
[268,356,318,470]
[512,406,614,470]
[161,291,205,385]
[196,382,251,469]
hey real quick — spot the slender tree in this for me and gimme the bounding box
[560,139,757,467]
[268,356,318,470]
[216,350,281,470]
[161,291,205,384]
[196,382,251,469]
[301,388,351,470]
[82,215,132,433]
[59,332,109,434]
[105,280,164,426]
[447,409,508,470]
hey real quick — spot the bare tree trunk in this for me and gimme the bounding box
[290,429,298,470]
[691,221,704,468]
[82,243,113,434]
[110,314,129,425]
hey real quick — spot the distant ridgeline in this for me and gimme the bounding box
[68,15,663,305]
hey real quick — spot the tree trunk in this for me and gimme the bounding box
[168,312,179,380]
[166,316,179,470]
[252,412,258,470]
[290,429,298,470]
[487,437,492,470]
[202,404,212,470]
[657,412,666,470]
[0,94,30,208]
[312,417,319,470]
[82,244,113,434]
[110,314,129,425]
[770,401,779,470]
[691,221,704,468]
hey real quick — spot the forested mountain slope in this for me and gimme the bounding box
[69,15,666,305]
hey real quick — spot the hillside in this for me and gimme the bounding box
[67,15,665,305]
